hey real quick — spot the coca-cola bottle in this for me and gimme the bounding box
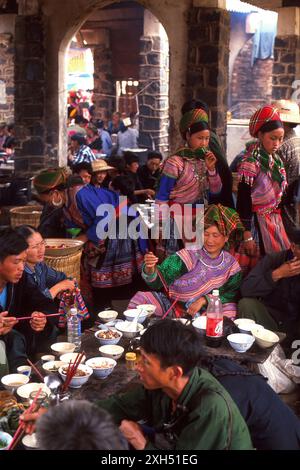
[205,289,223,348]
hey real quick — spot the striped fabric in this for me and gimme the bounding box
[249,105,281,137]
[73,145,97,165]
[179,108,209,135]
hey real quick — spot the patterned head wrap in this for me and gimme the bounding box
[249,105,282,138]
[33,167,68,194]
[204,204,244,241]
[179,108,209,136]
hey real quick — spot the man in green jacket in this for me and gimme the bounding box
[96,320,253,450]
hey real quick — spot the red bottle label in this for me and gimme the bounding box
[206,318,223,338]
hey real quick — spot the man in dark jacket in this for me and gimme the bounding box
[0,229,57,370]
[238,229,300,349]
[138,151,162,191]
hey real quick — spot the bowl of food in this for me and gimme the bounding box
[227,333,255,353]
[98,310,119,323]
[58,364,93,388]
[86,357,117,379]
[123,309,147,324]
[50,342,76,356]
[16,366,32,377]
[98,344,124,360]
[95,328,122,345]
[22,433,38,450]
[44,238,84,256]
[192,316,207,334]
[59,353,86,364]
[136,304,156,316]
[1,373,29,392]
[115,320,144,339]
[233,318,256,334]
[16,383,51,401]
[252,328,279,349]
[42,360,66,374]
[0,431,13,450]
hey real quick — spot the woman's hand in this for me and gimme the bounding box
[187,297,207,317]
[30,312,47,332]
[144,251,159,275]
[205,151,217,172]
[243,231,257,256]
[49,279,76,298]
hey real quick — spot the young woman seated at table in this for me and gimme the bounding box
[128,204,244,319]
[15,225,75,301]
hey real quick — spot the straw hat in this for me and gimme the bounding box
[272,100,300,124]
[91,159,114,173]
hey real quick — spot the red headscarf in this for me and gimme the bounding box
[249,105,282,138]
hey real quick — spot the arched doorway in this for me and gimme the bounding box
[58,0,177,165]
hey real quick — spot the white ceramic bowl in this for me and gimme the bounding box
[227,333,255,353]
[22,433,38,450]
[59,353,86,364]
[0,431,13,450]
[234,318,255,334]
[98,310,119,323]
[86,357,117,379]
[17,365,32,377]
[50,342,76,356]
[123,309,147,324]
[137,304,156,316]
[1,373,29,391]
[95,328,122,345]
[98,344,124,360]
[115,321,144,339]
[42,360,66,373]
[17,383,51,400]
[192,316,207,334]
[252,328,279,349]
[41,354,55,363]
[59,364,93,388]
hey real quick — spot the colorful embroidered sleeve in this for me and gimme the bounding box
[207,170,222,195]
[219,271,242,304]
[155,156,182,202]
[142,253,188,289]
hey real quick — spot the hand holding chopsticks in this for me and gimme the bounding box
[17,313,61,321]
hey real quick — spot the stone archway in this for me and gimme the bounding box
[41,0,189,165]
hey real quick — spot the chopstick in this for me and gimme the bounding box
[26,358,44,382]
[62,351,85,392]
[16,313,61,321]
[161,297,179,320]
[7,387,43,451]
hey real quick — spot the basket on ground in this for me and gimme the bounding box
[10,205,42,228]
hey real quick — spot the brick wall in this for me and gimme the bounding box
[272,35,300,100]
[186,7,230,146]
[230,37,273,118]
[0,32,14,123]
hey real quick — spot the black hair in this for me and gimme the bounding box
[70,133,86,146]
[107,156,126,174]
[258,120,283,134]
[140,319,204,376]
[66,175,84,188]
[111,175,135,198]
[147,151,163,161]
[72,162,93,176]
[95,119,104,129]
[7,122,14,132]
[187,121,210,137]
[0,228,28,262]
[74,115,84,125]
[285,122,298,129]
[123,151,139,166]
[181,99,209,115]
[289,228,300,245]
[15,225,38,241]
[36,400,128,450]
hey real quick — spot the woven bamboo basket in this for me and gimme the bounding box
[10,205,43,229]
[44,250,82,285]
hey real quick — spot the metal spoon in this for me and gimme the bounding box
[44,374,62,393]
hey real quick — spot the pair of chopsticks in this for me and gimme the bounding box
[155,267,180,319]
[16,313,61,321]
[62,351,85,392]
[7,387,43,451]
[27,358,44,382]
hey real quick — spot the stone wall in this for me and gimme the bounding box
[93,30,115,122]
[138,35,169,155]
[230,37,273,118]
[0,32,14,123]
[272,35,300,100]
[186,7,230,146]
[14,15,55,174]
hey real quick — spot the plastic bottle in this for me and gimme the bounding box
[205,289,223,348]
[67,307,81,352]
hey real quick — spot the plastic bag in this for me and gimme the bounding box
[258,344,300,394]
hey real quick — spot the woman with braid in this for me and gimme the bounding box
[199,354,300,450]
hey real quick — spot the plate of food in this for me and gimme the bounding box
[44,238,84,256]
